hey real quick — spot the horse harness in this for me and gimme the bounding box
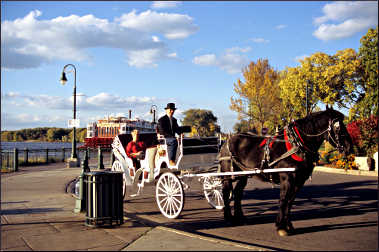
[218,118,342,178]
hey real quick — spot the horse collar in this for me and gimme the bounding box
[284,126,305,162]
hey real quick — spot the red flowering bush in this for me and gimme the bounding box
[347,115,378,157]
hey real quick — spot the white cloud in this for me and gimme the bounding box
[193,54,217,66]
[3,92,158,111]
[1,9,197,69]
[1,91,166,129]
[294,54,308,63]
[250,38,270,43]
[1,112,68,129]
[313,1,378,41]
[116,10,198,39]
[192,48,249,74]
[275,24,287,30]
[225,47,251,53]
[151,1,182,9]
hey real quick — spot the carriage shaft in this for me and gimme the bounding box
[182,167,296,178]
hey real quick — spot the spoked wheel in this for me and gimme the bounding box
[111,160,127,199]
[203,176,224,210]
[155,172,184,219]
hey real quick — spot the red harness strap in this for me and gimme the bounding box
[284,129,304,162]
[259,139,267,147]
[259,136,278,148]
[293,125,305,144]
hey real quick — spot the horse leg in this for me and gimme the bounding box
[222,177,233,224]
[233,176,248,225]
[276,173,294,236]
[276,173,306,236]
[284,176,308,234]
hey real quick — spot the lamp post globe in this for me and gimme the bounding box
[150,105,157,124]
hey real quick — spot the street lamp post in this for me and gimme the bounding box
[305,80,313,116]
[150,105,157,124]
[60,64,80,167]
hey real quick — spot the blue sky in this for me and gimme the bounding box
[1,1,378,132]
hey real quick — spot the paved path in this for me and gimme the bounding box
[1,162,265,251]
[1,160,377,251]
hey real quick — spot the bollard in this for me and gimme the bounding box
[74,150,90,213]
[62,148,66,162]
[98,147,104,170]
[13,148,18,172]
[45,149,49,164]
[24,148,29,165]
[83,149,90,172]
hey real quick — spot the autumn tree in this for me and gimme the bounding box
[279,49,361,121]
[349,26,378,120]
[182,109,220,137]
[230,59,282,132]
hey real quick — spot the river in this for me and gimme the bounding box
[1,142,84,150]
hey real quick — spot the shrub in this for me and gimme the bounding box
[347,115,378,157]
[330,153,358,170]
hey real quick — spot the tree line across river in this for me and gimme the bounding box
[1,127,87,143]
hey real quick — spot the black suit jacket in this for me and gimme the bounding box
[157,115,181,138]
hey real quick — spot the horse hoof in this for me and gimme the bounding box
[278,229,288,236]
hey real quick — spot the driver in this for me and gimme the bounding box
[157,103,183,166]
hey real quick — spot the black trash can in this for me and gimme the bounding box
[84,171,124,227]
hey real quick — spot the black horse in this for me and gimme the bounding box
[219,107,353,236]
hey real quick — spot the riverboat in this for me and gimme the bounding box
[81,114,157,149]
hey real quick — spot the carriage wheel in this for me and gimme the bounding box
[111,160,127,199]
[155,172,184,219]
[203,176,224,210]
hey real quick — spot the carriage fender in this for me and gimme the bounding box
[112,151,133,185]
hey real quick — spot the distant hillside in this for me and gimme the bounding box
[1,127,87,142]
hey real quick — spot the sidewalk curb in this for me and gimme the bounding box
[314,166,378,177]
[155,226,273,251]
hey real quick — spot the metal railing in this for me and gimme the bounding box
[1,147,112,172]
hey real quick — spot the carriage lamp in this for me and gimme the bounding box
[60,64,80,167]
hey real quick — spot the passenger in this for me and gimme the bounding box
[126,129,147,168]
[157,103,183,166]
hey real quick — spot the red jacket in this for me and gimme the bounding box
[126,141,146,158]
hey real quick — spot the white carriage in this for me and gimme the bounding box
[111,130,224,219]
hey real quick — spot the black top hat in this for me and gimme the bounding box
[165,103,177,110]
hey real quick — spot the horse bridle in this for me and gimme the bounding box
[326,118,345,152]
[295,117,345,153]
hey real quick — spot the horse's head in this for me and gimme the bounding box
[324,106,353,155]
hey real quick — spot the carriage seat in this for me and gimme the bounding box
[178,136,220,171]
[117,133,158,151]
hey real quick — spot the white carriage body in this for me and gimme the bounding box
[111,133,221,187]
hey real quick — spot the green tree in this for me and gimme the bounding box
[1,131,14,141]
[350,26,378,120]
[182,109,220,137]
[47,128,70,142]
[233,119,250,133]
[230,59,282,131]
[68,128,86,142]
[77,128,87,142]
